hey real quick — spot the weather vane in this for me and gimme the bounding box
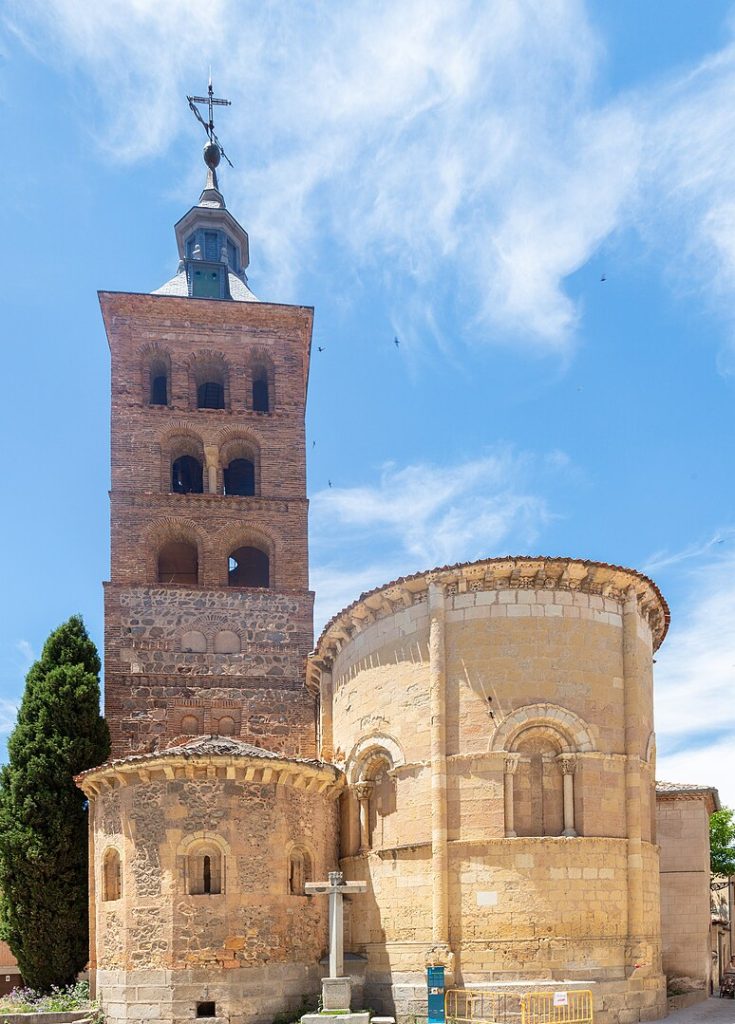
[187,74,234,168]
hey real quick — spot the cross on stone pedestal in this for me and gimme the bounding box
[306,870,367,1011]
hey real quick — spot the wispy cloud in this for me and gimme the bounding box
[654,550,735,807]
[310,446,564,627]
[1,0,639,352]
[645,527,735,573]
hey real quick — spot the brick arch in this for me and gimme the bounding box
[345,733,405,784]
[177,613,244,645]
[146,517,208,586]
[217,429,262,497]
[186,349,231,410]
[490,703,595,753]
[213,522,278,589]
[246,347,276,412]
[138,342,172,406]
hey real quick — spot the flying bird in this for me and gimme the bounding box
[328,479,333,488]
[312,441,316,448]
[394,336,400,348]
[600,274,607,282]
[318,346,325,352]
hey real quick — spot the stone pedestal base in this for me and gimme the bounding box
[322,977,351,1010]
[301,1015,370,1024]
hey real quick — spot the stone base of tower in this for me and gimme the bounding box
[96,965,324,1024]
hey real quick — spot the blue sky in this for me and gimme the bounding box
[1,1,734,802]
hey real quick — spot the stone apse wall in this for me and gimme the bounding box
[78,740,341,1024]
[309,556,669,1022]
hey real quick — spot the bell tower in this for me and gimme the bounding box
[100,122,316,758]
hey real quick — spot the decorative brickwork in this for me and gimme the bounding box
[100,291,315,756]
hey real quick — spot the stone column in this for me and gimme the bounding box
[558,754,577,836]
[428,581,449,945]
[203,444,219,494]
[622,587,645,950]
[88,794,97,998]
[503,755,519,837]
[319,667,334,761]
[355,783,373,853]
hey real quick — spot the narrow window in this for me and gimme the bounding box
[188,847,222,895]
[197,381,225,409]
[203,855,212,894]
[223,458,255,496]
[228,546,269,588]
[204,231,219,262]
[158,541,198,585]
[172,455,204,494]
[288,847,312,896]
[252,370,269,412]
[227,240,237,270]
[103,849,121,902]
[150,375,168,406]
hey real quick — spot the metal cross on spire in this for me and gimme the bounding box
[187,73,234,167]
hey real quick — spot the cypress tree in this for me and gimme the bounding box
[0,615,110,991]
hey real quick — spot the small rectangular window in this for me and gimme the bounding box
[204,232,218,262]
[196,1003,216,1018]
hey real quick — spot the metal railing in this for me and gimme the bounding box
[445,988,593,1024]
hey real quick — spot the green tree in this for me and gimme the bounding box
[711,806,735,879]
[0,616,110,990]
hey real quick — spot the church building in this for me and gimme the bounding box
[75,118,705,1024]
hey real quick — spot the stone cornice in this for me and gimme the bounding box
[76,749,343,800]
[308,556,670,677]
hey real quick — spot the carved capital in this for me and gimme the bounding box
[557,754,577,775]
[504,754,520,776]
[354,782,374,802]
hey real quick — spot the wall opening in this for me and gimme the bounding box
[150,374,168,406]
[216,715,237,736]
[223,458,255,496]
[197,381,225,409]
[228,546,269,588]
[158,541,198,585]
[181,714,199,734]
[512,730,564,837]
[213,630,240,654]
[172,455,204,494]
[252,369,269,412]
[288,847,312,896]
[102,848,121,902]
[188,845,222,895]
[196,1003,216,1019]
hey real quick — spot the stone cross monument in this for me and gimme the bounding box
[305,870,367,1012]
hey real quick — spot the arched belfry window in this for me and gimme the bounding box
[158,541,198,586]
[228,546,269,588]
[188,844,223,895]
[252,368,269,413]
[102,848,121,902]
[191,354,228,411]
[223,458,255,496]
[172,455,204,494]
[148,354,170,406]
[197,381,225,410]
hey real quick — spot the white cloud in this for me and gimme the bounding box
[653,552,735,810]
[3,0,642,351]
[0,699,18,737]
[658,737,735,812]
[310,446,561,628]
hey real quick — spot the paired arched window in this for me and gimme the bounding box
[188,844,223,895]
[102,848,121,902]
[223,458,255,496]
[172,455,204,494]
[158,540,198,585]
[214,630,240,654]
[288,847,312,896]
[181,630,207,653]
[228,546,269,588]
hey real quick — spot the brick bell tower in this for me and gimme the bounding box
[100,130,316,758]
